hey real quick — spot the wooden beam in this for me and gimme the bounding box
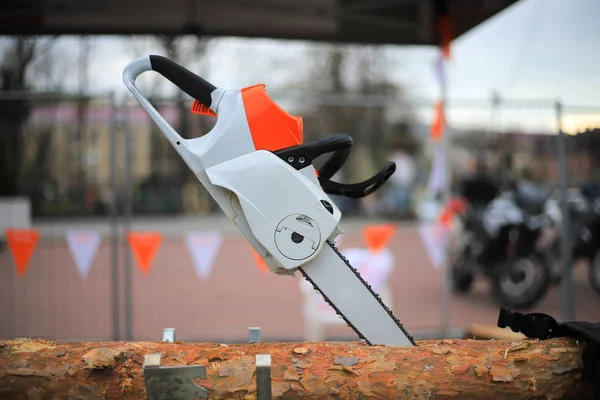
[0,337,593,399]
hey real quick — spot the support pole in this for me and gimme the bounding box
[108,92,120,341]
[440,58,451,340]
[556,101,575,321]
[123,104,134,340]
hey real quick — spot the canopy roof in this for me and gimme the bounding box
[2,0,518,45]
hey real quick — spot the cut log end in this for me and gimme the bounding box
[0,337,593,399]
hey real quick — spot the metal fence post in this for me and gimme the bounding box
[555,100,576,321]
[440,57,452,340]
[123,103,134,340]
[109,91,121,341]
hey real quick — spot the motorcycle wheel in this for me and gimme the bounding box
[589,252,600,296]
[448,233,474,293]
[491,254,551,309]
[546,240,562,285]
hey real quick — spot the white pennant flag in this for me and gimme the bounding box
[426,144,447,198]
[186,232,223,280]
[66,231,101,279]
[433,54,446,88]
[418,223,448,270]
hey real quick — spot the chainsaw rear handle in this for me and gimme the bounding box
[123,54,223,148]
[149,55,216,108]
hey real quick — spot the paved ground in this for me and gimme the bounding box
[1,216,598,343]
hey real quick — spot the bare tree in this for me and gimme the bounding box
[297,43,418,182]
[0,36,58,197]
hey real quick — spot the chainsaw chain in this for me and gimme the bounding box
[298,240,417,346]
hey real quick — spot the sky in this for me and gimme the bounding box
[6,0,600,134]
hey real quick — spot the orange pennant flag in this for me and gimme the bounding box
[438,210,454,229]
[437,15,453,60]
[249,245,269,272]
[438,197,468,229]
[5,228,40,277]
[127,231,162,275]
[363,224,397,254]
[431,101,445,141]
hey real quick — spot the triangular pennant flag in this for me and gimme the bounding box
[431,101,445,141]
[185,232,223,280]
[66,231,101,279]
[249,245,269,272]
[433,54,446,88]
[438,197,468,229]
[362,224,397,254]
[426,144,447,198]
[127,231,162,275]
[5,228,40,277]
[418,223,449,270]
[437,15,453,60]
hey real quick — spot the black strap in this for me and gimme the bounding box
[497,308,600,398]
[497,308,565,339]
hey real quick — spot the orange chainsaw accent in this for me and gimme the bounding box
[241,84,303,151]
[191,99,217,117]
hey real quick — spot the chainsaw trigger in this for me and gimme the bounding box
[319,161,396,199]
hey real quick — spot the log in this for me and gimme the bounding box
[0,337,593,399]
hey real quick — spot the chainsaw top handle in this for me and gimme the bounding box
[274,133,397,199]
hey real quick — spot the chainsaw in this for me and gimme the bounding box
[123,55,415,347]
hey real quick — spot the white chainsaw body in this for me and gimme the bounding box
[123,56,341,274]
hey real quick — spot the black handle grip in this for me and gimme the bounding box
[273,133,396,199]
[273,133,353,171]
[317,134,352,180]
[319,161,396,199]
[149,55,216,108]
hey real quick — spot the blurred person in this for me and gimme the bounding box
[379,151,416,217]
[455,154,500,209]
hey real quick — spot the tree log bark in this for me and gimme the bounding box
[0,337,593,399]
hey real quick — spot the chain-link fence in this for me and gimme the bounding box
[1,91,599,343]
[0,92,121,340]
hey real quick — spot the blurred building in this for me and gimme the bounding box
[21,101,212,216]
[496,130,600,186]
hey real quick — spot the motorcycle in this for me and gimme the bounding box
[545,187,600,295]
[448,180,553,309]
